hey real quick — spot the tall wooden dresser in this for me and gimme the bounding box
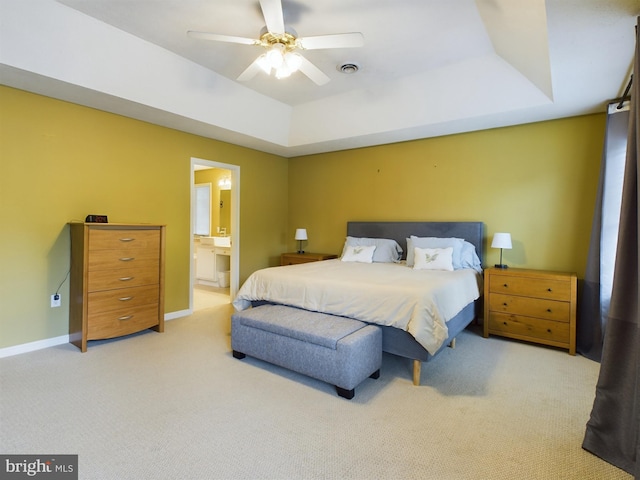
[69,223,166,352]
[483,267,577,355]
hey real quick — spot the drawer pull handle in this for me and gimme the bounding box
[503,284,508,288]
[503,302,508,306]
[547,329,552,333]
[119,257,135,262]
[119,296,134,302]
[119,238,135,242]
[547,288,552,292]
[503,322,508,326]
[118,315,134,321]
[119,276,134,282]
[547,308,552,313]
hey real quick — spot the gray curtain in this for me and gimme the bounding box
[577,102,628,361]
[582,18,639,478]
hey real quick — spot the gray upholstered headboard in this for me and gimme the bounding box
[346,221,484,265]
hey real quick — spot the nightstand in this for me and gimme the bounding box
[483,267,577,355]
[280,252,338,266]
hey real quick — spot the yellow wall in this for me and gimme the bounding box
[289,115,604,276]
[0,86,288,349]
[0,84,606,351]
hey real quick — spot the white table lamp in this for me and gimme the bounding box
[491,232,512,269]
[295,228,308,254]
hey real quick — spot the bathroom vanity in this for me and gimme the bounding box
[195,236,231,287]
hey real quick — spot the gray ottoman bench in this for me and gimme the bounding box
[231,304,382,399]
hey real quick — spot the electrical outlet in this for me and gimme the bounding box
[51,294,61,308]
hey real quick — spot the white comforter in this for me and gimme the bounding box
[233,259,482,355]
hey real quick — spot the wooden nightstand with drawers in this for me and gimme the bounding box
[483,267,577,355]
[280,252,338,266]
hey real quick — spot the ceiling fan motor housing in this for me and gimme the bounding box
[259,28,298,51]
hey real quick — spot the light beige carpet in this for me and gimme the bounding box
[193,285,230,311]
[0,305,632,480]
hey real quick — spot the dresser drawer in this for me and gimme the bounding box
[87,304,160,340]
[488,312,570,343]
[89,229,160,251]
[88,285,159,314]
[88,265,160,292]
[88,249,160,271]
[489,293,570,322]
[282,256,315,265]
[489,274,571,301]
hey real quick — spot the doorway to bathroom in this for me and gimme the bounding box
[190,157,240,312]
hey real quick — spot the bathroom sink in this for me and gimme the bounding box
[199,236,230,247]
[213,236,231,247]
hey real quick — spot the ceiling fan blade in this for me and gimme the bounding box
[298,32,364,50]
[187,31,257,45]
[297,55,330,86]
[237,58,264,82]
[259,0,285,35]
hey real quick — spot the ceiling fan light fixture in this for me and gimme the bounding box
[275,66,292,79]
[261,42,303,79]
[256,54,271,74]
[266,45,284,69]
[284,52,302,72]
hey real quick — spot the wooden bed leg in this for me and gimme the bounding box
[449,338,456,349]
[413,360,421,386]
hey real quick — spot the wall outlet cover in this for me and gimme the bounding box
[51,294,61,308]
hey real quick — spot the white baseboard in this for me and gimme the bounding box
[0,310,192,359]
[165,309,191,321]
[0,334,70,359]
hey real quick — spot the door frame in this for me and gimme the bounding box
[190,157,240,311]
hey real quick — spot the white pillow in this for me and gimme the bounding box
[342,237,402,263]
[341,244,376,263]
[413,247,454,271]
[460,241,483,273]
[406,236,464,268]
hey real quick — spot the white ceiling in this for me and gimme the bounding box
[0,0,638,157]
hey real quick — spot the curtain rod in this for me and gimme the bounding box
[616,74,633,110]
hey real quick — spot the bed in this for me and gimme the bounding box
[233,221,484,385]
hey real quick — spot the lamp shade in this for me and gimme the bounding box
[491,233,512,249]
[294,228,308,241]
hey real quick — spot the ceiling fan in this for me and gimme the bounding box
[187,0,364,86]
